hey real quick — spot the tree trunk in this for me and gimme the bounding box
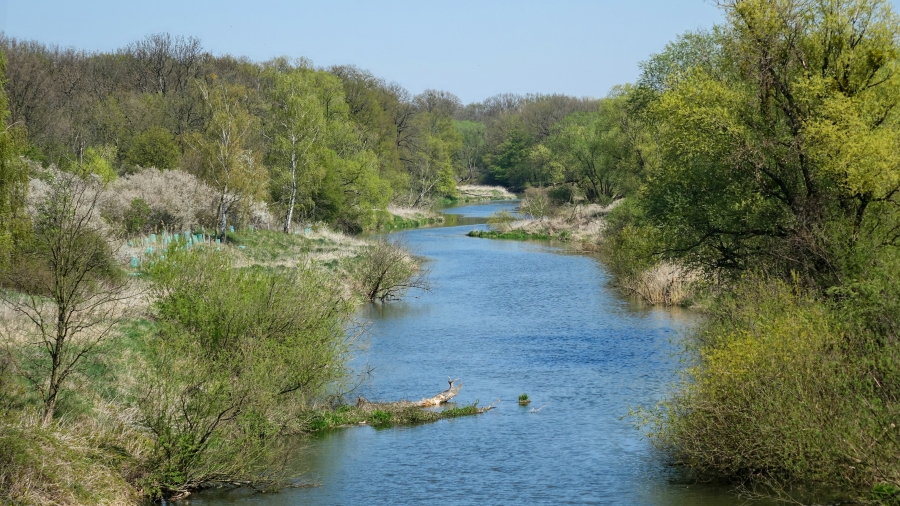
[218,184,228,241]
[284,148,297,233]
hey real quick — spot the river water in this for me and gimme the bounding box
[188,201,754,506]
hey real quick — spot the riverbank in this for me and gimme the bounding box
[455,184,517,202]
[466,198,700,307]
[0,218,442,505]
[467,202,610,252]
[381,205,445,230]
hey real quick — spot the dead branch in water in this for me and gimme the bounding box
[356,377,463,409]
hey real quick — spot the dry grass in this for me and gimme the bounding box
[0,406,145,506]
[617,261,698,306]
[503,202,615,251]
[386,205,441,222]
[457,185,516,200]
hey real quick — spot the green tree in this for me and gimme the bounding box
[454,120,486,182]
[2,174,127,425]
[74,145,118,183]
[266,66,328,233]
[125,126,180,170]
[546,91,646,203]
[484,116,533,188]
[642,0,900,283]
[187,81,266,240]
[404,108,461,206]
[0,50,28,268]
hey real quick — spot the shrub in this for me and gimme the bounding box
[548,185,574,205]
[100,168,218,233]
[487,210,516,232]
[138,246,355,498]
[353,238,430,302]
[124,127,180,171]
[519,187,553,220]
[643,276,900,493]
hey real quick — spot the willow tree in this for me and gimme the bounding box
[188,81,266,240]
[642,0,900,284]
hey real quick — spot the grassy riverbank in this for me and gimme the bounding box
[0,208,442,505]
[303,401,488,432]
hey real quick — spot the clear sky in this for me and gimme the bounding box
[1,1,728,104]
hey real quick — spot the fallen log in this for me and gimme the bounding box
[416,377,462,407]
[357,377,463,408]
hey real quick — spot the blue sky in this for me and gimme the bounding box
[3,1,726,103]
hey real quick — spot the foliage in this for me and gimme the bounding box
[484,116,534,188]
[467,229,550,241]
[402,103,462,206]
[623,0,900,499]
[454,120,486,182]
[486,210,516,233]
[640,0,900,284]
[0,50,28,269]
[519,187,553,220]
[124,126,180,170]
[642,276,900,491]
[139,246,355,498]
[303,400,485,431]
[187,81,266,241]
[73,146,118,184]
[122,198,153,235]
[100,167,219,234]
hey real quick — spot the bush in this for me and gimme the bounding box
[519,187,553,220]
[138,247,355,498]
[486,210,516,232]
[548,185,574,205]
[124,127,180,171]
[643,276,900,493]
[100,168,218,233]
[353,238,430,302]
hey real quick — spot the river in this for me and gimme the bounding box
[188,201,755,505]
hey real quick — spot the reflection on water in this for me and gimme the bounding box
[189,202,765,506]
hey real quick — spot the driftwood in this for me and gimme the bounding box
[416,377,462,407]
[357,377,463,409]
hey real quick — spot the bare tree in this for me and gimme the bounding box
[2,173,131,425]
[354,237,430,302]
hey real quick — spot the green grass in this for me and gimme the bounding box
[229,230,328,263]
[467,230,551,241]
[303,401,487,431]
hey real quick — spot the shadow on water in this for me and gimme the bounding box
[188,202,775,506]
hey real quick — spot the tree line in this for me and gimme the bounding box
[2,33,641,239]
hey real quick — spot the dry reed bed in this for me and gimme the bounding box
[506,203,611,250]
[457,184,517,200]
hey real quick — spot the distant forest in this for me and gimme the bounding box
[1,33,621,233]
